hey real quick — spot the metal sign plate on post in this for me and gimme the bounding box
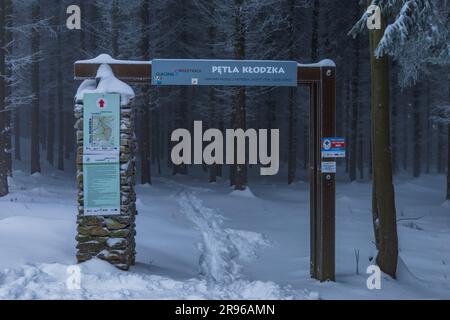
[151,59,298,87]
[83,93,121,216]
[321,137,346,158]
[321,161,337,173]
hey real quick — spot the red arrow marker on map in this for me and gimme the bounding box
[99,99,106,109]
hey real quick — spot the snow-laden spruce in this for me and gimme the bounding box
[350,0,450,86]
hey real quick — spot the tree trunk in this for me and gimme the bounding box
[402,94,410,172]
[173,87,189,176]
[139,0,151,185]
[217,120,224,178]
[46,84,55,166]
[425,81,431,174]
[64,112,73,160]
[232,87,247,190]
[231,0,247,190]
[345,77,351,174]
[391,64,398,175]
[30,1,41,175]
[369,15,398,278]
[154,109,161,176]
[14,108,21,161]
[287,0,297,185]
[111,0,120,57]
[207,4,218,184]
[41,112,47,151]
[86,1,99,53]
[447,79,450,200]
[0,0,8,196]
[79,1,86,55]
[349,24,360,182]
[4,0,12,176]
[368,134,373,178]
[310,0,320,62]
[437,124,444,173]
[413,85,421,178]
[208,87,217,183]
[288,88,297,184]
[140,102,151,184]
[447,123,450,200]
[358,129,364,180]
[57,9,64,171]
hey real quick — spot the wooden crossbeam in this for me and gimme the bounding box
[74,60,324,84]
[74,61,152,83]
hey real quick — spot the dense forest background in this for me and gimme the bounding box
[0,0,449,192]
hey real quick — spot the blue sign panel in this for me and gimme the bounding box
[151,59,298,87]
[321,138,346,158]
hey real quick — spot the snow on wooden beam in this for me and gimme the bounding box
[74,54,334,85]
[75,55,152,83]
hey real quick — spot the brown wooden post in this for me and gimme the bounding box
[309,82,319,279]
[318,66,336,282]
[299,64,336,282]
[75,59,337,282]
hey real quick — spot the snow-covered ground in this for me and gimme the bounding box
[0,163,449,300]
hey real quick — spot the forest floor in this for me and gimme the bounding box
[0,161,449,299]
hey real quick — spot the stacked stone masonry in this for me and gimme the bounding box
[74,96,137,271]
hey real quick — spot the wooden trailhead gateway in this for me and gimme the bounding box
[74,56,337,282]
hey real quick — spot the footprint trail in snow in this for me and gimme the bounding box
[177,192,270,284]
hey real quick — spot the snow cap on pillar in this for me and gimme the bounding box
[75,62,135,105]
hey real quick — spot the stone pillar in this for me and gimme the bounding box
[74,86,137,271]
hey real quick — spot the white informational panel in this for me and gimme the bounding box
[83,93,121,216]
[83,154,120,216]
[321,161,337,174]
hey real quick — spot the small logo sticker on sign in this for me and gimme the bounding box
[323,139,332,150]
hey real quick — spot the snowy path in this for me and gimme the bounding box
[1,167,450,299]
[177,191,271,283]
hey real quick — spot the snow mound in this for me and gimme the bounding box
[298,59,336,67]
[76,54,151,66]
[0,260,306,300]
[226,229,271,261]
[395,257,430,288]
[75,64,135,105]
[230,187,256,198]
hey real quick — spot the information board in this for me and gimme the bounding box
[83,93,121,216]
[152,59,298,87]
[83,154,121,216]
[83,93,120,154]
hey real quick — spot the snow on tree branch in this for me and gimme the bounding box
[431,104,450,124]
[350,0,450,87]
[7,18,56,38]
